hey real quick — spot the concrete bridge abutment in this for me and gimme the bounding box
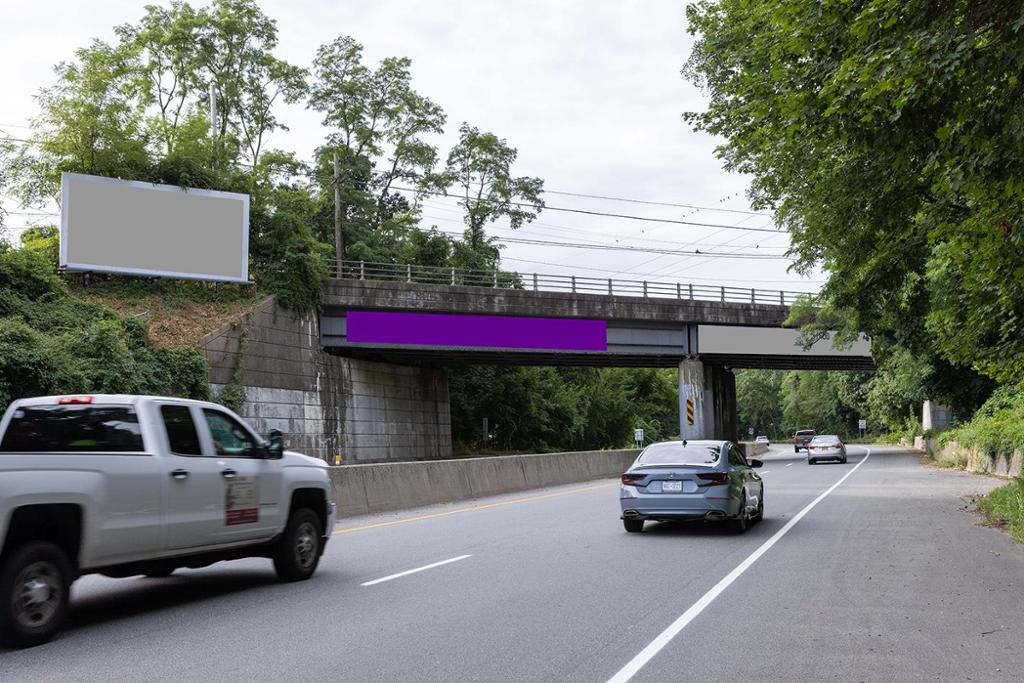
[201,297,452,464]
[679,359,738,443]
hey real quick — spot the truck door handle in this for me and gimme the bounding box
[170,469,189,480]
[221,469,237,479]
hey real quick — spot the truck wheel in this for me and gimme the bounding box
[273,508,323,582]
[0,541,73,648]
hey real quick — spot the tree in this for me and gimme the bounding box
[736,370,784,438]
[308,36,446,261]
[195,0,306,167]
[684,1,1024,387]
[442,123,544,259]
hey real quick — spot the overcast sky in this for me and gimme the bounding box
[0,0,823,292]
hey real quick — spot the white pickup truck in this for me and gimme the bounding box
[0,394,336,648]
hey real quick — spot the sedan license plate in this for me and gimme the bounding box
[662,481,683,492]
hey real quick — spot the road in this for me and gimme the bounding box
[2,446,1023,681]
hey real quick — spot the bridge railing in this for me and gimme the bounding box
[329,260,815,306]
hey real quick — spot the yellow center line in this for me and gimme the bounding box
[332,481,617,535]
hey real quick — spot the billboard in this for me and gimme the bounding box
[345,311,607,351]
[60,172,249,283]
[697,325,871,357]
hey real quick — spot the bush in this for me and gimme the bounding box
[940,388,1024,468]
[0,244,210,408]
[979,478,1024,543]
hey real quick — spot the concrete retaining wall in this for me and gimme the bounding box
[931,440,1023,478]
[742,442,768,458]
[330,449,641,517]
[201,297,452,463]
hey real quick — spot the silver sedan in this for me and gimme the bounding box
[806,435,847,464]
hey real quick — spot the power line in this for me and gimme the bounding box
[418,198,789,244]
[541,188,770,217]
[2,135,785,235]
[423,228,792,260]
[393,186,785,234]
[419,213,788,254]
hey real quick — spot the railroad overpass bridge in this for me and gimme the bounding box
[203,262,871,462]
[320,262,871,443]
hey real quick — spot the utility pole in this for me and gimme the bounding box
[333,150,344,268]
[208,82,217,135]
[209,82,217,164]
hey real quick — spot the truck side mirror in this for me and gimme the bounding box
[267,429,284,459]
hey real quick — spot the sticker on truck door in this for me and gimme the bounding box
[225,476,259,525]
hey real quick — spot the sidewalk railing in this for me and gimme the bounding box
[329,260,814,306]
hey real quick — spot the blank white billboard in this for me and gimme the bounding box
[60,172,249,283]
[697,325,871,357]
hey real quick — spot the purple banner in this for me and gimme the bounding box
[346,311,607,351]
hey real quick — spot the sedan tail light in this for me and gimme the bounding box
[697,472,730,486]
[621,473,646,486]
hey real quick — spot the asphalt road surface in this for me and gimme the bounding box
[3,446,1023,682]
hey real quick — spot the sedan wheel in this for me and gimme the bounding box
[623,518,644,533]
[730,496,749,534]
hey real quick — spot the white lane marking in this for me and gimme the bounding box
[785,463,793,467]
[759,470,770,474]
[361,555,472,587]
[607,448,871,683]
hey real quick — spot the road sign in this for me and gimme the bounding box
[748,427,754,436]
[858,419,867,430]
[686,399,695,426]
[634,428,644,445]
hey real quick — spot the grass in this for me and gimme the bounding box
[70,277,264,348]
[936,453,968,469]
[979,478,1024,543]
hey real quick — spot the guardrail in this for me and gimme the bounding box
[329,260,815,306]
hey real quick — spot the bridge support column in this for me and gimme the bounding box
[679,361,738,443]
[678,359,707,440]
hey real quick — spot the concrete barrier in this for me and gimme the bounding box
[329,449,641,517]
[741,441,769,458]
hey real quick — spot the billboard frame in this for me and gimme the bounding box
[60,172,251,284]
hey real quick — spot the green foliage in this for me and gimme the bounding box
[449,366,677,454]
[309,35,446,260]
[979,478,1024,543]
[1,0,325,314]
[736,369,784,438]
[0,242,209,409]
[942,388,1024,467]
[442,123,545,254]
[685,0,1024,386]
[214,326,248,412]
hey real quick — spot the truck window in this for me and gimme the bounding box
[0,405,144,453]
[160,405,202,455]
[202,410,258,458]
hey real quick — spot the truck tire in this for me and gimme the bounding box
[0,541,73,648]
[273,508,323,582]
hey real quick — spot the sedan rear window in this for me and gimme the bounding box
[811,436,841,445]
[0,405,144,453]
[637,443,721,467]
[795,430,815,436]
